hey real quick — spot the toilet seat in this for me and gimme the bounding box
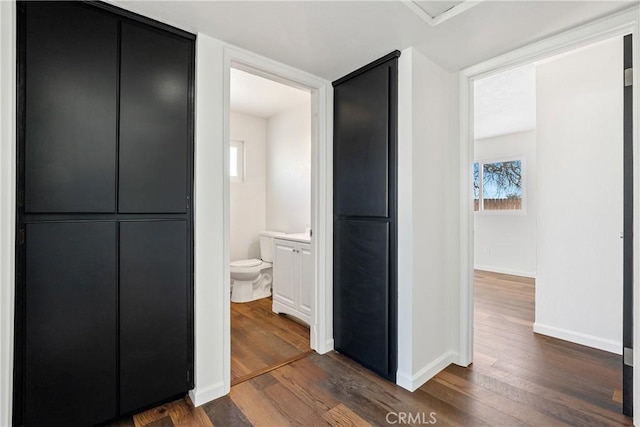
[231,258,262,268]
[230,260,272,277]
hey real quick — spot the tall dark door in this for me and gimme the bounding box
[332,51,399,381]
[24,222,117,426]
[119,22,191,214]
[623,33,633,418]
[16,2,194,426]
[119,221,189,414]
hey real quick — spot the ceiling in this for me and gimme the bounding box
[230,68,310,118]
[111,1,635,80]
[414,1,464,18]
[473,35,622,140]
[474,63,536,141]
[410,0,464,19]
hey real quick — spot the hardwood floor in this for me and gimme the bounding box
[109,270,631,426]
[231,296,311,385]
[436,270,629,426]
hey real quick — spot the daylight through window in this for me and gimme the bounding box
[473,159,523,212]
[230,140,244,182]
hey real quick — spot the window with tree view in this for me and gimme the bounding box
[473,159,523,212]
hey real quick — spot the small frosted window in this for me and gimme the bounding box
[230,147,238,177]
[230,140,244,182]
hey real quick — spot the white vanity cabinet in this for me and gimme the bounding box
[272,235,312,325]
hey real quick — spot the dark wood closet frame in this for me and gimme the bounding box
[13,1,196,424]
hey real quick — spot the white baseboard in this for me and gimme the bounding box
[320,338,334,354]
[311,328,333,355]
[451,351,471,367]
[188,381,226,407]
[474,265,536,278]
[396,350,454,392]
[533,322,622,355]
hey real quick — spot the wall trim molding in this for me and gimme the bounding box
[396,351,454,392]
[456,6,640,423]
[188,381,226,407]
[474,265,536,279]
[533,322,622,355]
[0,1,16,425]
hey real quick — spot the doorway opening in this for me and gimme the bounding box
[470,35,631,418]
[228,66,314,386]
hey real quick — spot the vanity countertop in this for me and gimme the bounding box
[275,233,311,244]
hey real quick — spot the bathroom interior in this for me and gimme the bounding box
[229,67,313,385]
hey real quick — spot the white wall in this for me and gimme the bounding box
[266,101,311,234]
[191,33,229,405]
[230,112,267,261]
[397,47,456,391]
[474,131,537,277]
[535,37,623,354]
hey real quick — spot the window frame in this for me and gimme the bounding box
[230,139,245,183]
[473,156,526,215]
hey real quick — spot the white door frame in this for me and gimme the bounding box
[456,5,640,424]
[0,1,16,426]
[221,45,334,385]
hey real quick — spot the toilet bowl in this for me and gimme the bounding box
[230,259,272,303]
[230,231,283,303]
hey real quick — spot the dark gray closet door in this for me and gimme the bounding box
[119,23,191,213]
[24,222,117,427]
[119,221,189,413]
[24,2,118,213]
[333,52,399,382]
[334,64,390,218]
[334,220,390,373]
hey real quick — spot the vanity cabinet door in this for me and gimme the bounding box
[272,239,312,325]
[273,240,297,308]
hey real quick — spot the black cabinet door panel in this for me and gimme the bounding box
[120,221,189,413]
[119,23,191,213]
[334,220,390,375]
[334,64,390,218]
[24,2,117,213]
[25,222,117,426]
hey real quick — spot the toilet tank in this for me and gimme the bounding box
[259,231,284,262]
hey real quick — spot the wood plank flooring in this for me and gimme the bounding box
[230,297,311,385]
[109,270,631,426]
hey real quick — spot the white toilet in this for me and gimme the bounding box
[230,231,283,303]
